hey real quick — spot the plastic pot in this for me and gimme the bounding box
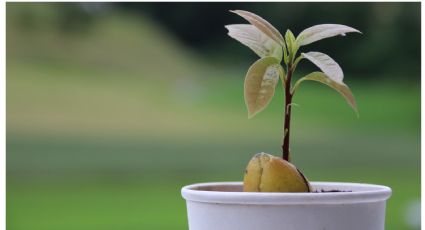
[181,181,391,230]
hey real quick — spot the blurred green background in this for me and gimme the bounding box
[6,2,420,230]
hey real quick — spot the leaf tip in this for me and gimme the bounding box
[247,111,256,119]
[352,106,359,118]
[353,27,363,34]
[349,99,359,117]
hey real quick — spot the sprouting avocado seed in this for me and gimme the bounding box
[243,152,311,192]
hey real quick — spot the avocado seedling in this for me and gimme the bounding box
[226,10,360,192]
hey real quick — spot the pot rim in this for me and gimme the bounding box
[181,181,392,205]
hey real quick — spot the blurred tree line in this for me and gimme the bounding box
[8,2,420,80]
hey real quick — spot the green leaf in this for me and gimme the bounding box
[302,52,343,83]
[292,55,304,71]
[230,10,284,45]
[225,24,283,61]
[296,24,361,46]
[244,57,282,118]
[293,72,357,114]
[283,48,289,66]
[285,29,298,63]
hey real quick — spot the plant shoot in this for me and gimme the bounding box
[226,10,361,192]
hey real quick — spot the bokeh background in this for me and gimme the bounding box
[6,2,420,230]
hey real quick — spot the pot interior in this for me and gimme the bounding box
[188,182,387,193]
[182,182,392,205]
[190,183,346,193]
[188,182,392,193]
[191,183,243,192]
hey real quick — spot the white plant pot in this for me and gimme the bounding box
[181,181,391,230]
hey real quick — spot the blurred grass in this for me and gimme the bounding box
[6,4,420,230]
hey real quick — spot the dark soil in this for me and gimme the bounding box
[313,189,352,193]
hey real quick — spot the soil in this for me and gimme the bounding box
[313,189,352,193]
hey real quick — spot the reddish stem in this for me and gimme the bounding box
[282,67,293,161]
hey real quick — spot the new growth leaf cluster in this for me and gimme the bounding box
[226,10,361,118]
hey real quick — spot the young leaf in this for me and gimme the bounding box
[296,24,361,46]
[230,10,285,45]
[293,72,357,113]
[244,57,281,118]
[292,55,304,70]
[302,52,343,83]
[225,24,283,61]
[285,29,298,63]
